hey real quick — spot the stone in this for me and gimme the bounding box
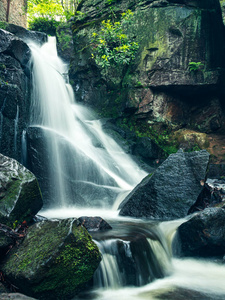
[173,129,209,151]
[0,218,101,300]
[189,178,225,214]
[78,216,112,231]
[119,149,210,220]
[0,230,13,257]
[0,153,43,226]
[3,23,47,46]
[175,207,225,257]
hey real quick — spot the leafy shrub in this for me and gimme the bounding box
[28,17,61,36]
[90,10,139,68]
[188,61,204,72]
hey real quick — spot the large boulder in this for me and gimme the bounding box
[0,218,101,300]
[175,207,225,257]
[0,153,43,226]
[119,149,210,220]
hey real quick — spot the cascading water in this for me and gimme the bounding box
[29,37,146,210]
[28,38,225,300]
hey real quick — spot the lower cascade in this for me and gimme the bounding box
[24,37,225,300]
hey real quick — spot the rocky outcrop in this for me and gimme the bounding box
[0,25,47,164]
[0,153,43,226]
[3,23,47,46]
[0,218,101,300]
[119,149,210,220]
[0,29,31,162]
[176,207,225,257]
[70,0,225,158]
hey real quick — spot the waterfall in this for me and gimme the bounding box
[14,105,19,153]
[21,129,27,166]
[28,37,146,209]
[27,37,225,300]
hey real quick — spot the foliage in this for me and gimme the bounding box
[56,28,71,51]
[188,61,204,72]
[90,9,139,69]
[28,17,60,35]
[28,0,65,22]
[28,0,81,24]
[0,22,7,30]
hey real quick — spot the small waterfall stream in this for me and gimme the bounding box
[28,38,225,300]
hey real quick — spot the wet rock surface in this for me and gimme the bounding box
[119,149,210,220]
[176,207,225,257]
[189,178,225,214]
[0,29,31,162]
[0,153,43,226]
[78,216,112,231]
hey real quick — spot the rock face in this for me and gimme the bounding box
[0,25,46,164]
[0,153,43,226]
[119,149,210,220]
[176,207,225,257]
[70,0,225,157]
[0,28,31,162]
[0,218,101,300]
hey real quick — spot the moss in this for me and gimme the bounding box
[2,219,101,300]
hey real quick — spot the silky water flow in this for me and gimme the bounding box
[28,37,225,300]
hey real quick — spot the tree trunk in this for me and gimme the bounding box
[6,0,11,22]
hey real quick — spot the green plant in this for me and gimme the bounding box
[28,17,60,35]
[0,22,7,30]
[188,61,204,72]
[57,30,71,51]
[90,9,139,69]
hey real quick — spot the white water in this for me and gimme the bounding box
[28,38,225,300]
[29,37,146,209]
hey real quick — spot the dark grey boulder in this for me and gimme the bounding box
[189,178,225,214]
[0,230,13,257]
[0,29,31,73]
[175,207,225,257]
[78,216,112,231]
[4,23,47,46]
[0,218,101,300]
[119,149,210,220]
[0,153,43,226]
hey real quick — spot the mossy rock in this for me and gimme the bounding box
[0,218,101,300]
[173,129,210,151]
[0,153,43,227]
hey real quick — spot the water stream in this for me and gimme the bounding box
[28,38,225,300]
